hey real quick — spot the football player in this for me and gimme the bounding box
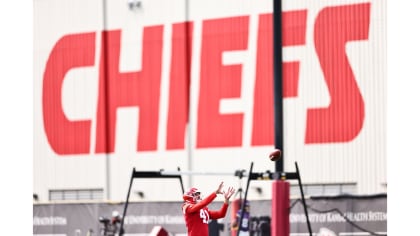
[182,182,235,236]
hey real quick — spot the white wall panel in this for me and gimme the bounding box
[34,0,387,202]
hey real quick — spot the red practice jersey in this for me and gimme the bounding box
[182,192,229,236]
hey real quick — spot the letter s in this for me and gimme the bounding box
[306,3,370,144]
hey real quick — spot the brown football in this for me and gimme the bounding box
[269,149,282,161]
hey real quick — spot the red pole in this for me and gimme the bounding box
[271,180,290,236]
[230,198,240,236]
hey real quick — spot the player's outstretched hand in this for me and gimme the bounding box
[223,186,235,202]
[216,181,224,194]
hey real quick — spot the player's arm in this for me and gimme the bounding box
[184,192,217,213]
[208,202,229,219]
[184,182,225,213]
[209,186,235,219]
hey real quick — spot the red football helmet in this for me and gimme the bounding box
[183,187,201,203]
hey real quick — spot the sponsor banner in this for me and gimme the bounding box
[34,195,386,235]
[290,195,387,235]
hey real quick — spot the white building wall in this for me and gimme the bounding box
[34,0,387,202]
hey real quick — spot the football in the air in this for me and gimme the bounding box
[269,149,282,161]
